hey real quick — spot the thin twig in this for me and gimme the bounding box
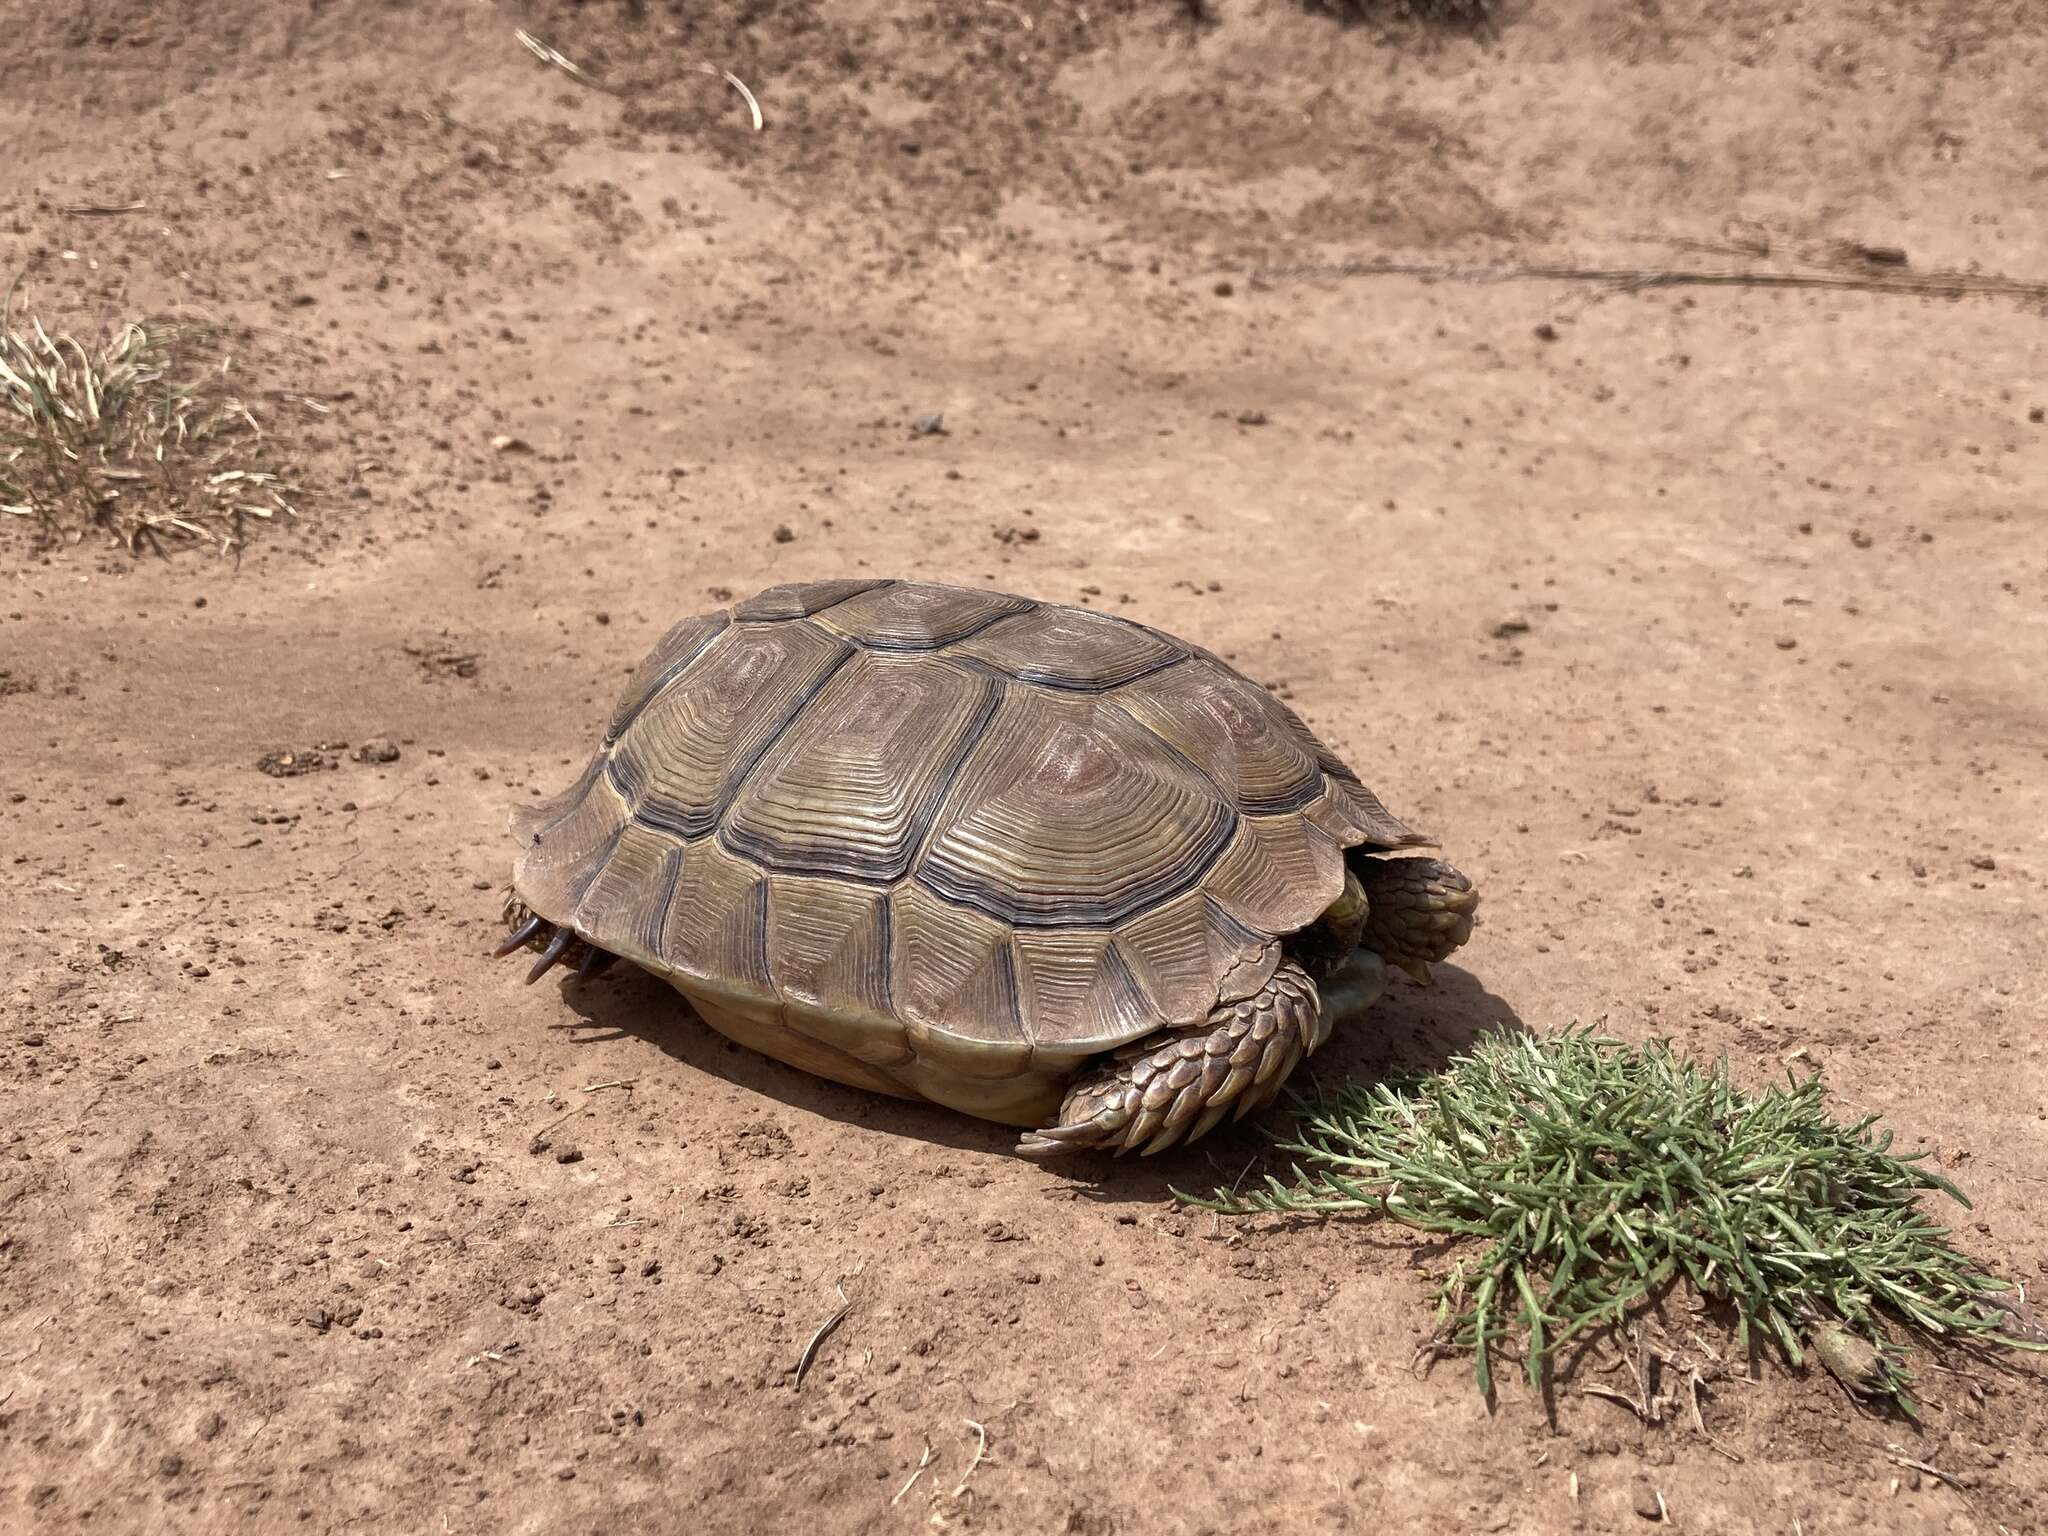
[510,28,761,130]
[1883,1448,1973,1497]
[59,201,147,216]
[951,1419,990,1497]
[692,64,764,131]
[889,1442,935,1506]
[514,29,615,93]
[529,1105,581,1147]
[794,1281,851,1390]
[1248,258,2048,305]
[1582,1384,1648,1418]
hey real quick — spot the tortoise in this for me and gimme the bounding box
[497,578,1477,1157]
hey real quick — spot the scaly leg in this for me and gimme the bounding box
[1352,855,1477,983]
[1016,959,1326,1159]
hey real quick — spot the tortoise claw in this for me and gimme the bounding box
[493,913,548,959]
[524,927,574,984]
[576,944,615,979]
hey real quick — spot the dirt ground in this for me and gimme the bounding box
[4,0,2046,1531]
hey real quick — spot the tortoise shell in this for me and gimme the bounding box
[510,579,1429,1075]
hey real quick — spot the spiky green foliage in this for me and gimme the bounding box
[1177,1027,2041,1409]
[1,286,298,554]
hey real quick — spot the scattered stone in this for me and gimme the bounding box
[911,412,946,436]
[772,524,796,544]
[555,1146,584,1165]
[1632,1484,1663,1521]
[1534,322,1559,341]
[259,744,341,777]
[404,639,481,680]
[1236,409,1268,426]
[1849,529,1873,548]
[352,738,401,765]
[1212,280,1234,297]
[490,434,532,453]
[1969,854,1997,871]
[1775,636,1798,650]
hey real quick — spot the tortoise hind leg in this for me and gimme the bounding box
[1016,959,1325,1159]
[493,900,618,984]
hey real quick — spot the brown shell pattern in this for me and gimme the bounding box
[511,580,1429,1060]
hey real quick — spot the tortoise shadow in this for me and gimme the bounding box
[548,960,1531,1188]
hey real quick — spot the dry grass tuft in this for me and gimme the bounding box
[1,284,302,556]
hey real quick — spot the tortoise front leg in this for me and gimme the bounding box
[1352,856,1478,983]
[1016,958,1329,1159]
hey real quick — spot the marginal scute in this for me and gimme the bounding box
[659,838,774,996]
[1111,654,1325,813]
[1302,776,1431,850]
[511,763,632,920]
[1011,929,1157,1055]
[604,611,731,744]
[571,820,685,967]
[952,604,1184,690]
[733,578,889,622]
[722,652,999,881]
[613,621,851,839]
[917,686,1237,927]
[765,874,895,1030]
[510,751,603,848]
[1201,812,1348,938]
[814,580,1035,650]
[889,882,1031,1074]
[1110,885,1282,1023]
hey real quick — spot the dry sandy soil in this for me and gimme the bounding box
[4,0,2046,1531]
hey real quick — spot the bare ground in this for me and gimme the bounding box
[3,1,2046,1531]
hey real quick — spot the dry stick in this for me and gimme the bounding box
[511,27,763,130]
[952,1419,990,1497]
[691,65,764,132]
[890,1442,935,1507]
[1252,258,2048,304]
[58,201,147,215]
[1582,1383,1649,1418]
[1686,1369,1745,1464]
[1883,1449,1976,1500]
[794,1281,851,1390]
[530,1105,581,1147]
